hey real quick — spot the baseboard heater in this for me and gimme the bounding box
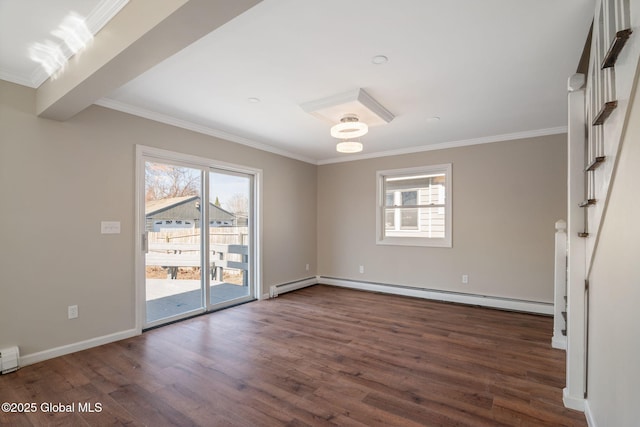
[0,346,20,374]
[269,277,317,298]
[319,277,554,315]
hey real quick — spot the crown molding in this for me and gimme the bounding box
[5,0,130,89]
[86,0,130,35]
[0,71,38,88]
[317,126,568,165]
[96,97,567,166]
[94,98,318,165]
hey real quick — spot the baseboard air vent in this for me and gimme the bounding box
[0,346,20,374]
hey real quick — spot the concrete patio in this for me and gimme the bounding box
[146,279,251,323]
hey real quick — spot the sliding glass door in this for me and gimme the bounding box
[208,169,253,307]
[144,161,204,324]
[138,147,258,329]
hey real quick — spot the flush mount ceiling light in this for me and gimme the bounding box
[330,114,368,139]
[332,114,367,153]
[300,89,393,155]
[336,140,364,153]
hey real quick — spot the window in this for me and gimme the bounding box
[376,164,452,247]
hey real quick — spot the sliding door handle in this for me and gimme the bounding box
[142,232,149,254]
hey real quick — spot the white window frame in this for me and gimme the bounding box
[376,163,452,248]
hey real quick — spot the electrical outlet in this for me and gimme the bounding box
[305,263,310,271]
[359,265,364,274]
[68,305,78,319]
[462,274,469,284]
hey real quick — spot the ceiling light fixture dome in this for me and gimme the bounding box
[330,114,368,139]
[336,140,363,153]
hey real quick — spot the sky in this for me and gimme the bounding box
[209,171,250,210]
[146,162,250,211]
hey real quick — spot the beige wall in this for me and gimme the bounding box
[586,65,640,427]
[318,134,567,303]
[0,80,317,355]
[0,77,568,359]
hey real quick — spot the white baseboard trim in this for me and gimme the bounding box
[552,335,567,350]
[19,328,140,368]
[563,387,586,412]
[319,277,554,315]
[19,278,320,367]
[269,277,318,298]
[584,400,596,427]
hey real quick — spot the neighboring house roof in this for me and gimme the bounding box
[146,196,235,221]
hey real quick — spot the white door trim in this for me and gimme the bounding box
[135,145,262,331]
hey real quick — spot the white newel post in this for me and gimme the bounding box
[564,75,587,411]
[553,219,567,350]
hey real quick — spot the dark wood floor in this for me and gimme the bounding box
[0,285,586,426]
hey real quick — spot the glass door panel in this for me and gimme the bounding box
[138,148,258,330]
[208,169,253,306]
[144,161,204,325]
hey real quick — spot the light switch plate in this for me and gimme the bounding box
[101,221,121,234]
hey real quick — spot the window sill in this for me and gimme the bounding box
[377,236,452,248]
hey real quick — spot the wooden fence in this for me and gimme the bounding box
[148,226,248,246]
[148,227,248,268]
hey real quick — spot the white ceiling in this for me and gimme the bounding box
[1,0,595,164]
[0,0,128,87]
